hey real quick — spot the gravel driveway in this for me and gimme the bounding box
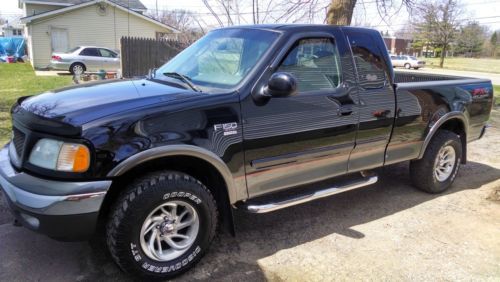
[1,110,499,282]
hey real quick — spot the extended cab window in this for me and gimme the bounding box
[348,32,387,89]
[80,48,100,57]
[278,38,341,92]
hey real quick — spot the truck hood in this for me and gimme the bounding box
[18,79,204,127]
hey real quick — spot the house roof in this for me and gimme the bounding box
[21,0,146,11]
[20,0,179,33]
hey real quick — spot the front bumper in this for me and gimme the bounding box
[0,146,112,241]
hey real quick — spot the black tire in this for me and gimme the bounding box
[404,63,411,69]
[106,171,218,280]
[410,130,462,193]
[413,67,419,70]
[69,62,85,75]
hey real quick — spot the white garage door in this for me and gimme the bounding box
[51,27,69,52]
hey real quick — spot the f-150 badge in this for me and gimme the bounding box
[214,122,238,136]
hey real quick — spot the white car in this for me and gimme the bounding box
[49,46,120,74]
[390,55,425,70]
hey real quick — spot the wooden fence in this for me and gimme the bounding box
[120,37,189,78]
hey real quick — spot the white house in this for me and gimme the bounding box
[19,0,179,68]
[1,21,24,37]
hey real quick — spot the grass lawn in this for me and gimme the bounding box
[0,63,72,145]
[420,57,500,74]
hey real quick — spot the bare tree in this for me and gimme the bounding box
[413,0,462,67]
[148,10,204,44]
[155,9,194,32]
[202,0,330,27]
[326,0,414,25]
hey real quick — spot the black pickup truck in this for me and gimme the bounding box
[0,25,493,279]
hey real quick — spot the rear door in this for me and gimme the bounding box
[393,56,402,67]
[241,30,360,198]
[78,47,102,71]
[343,29,395,171]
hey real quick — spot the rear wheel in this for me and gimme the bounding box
[410,130,462,193]
[106,171,218,280]
[70,63,85,75]
[404,63,411,69]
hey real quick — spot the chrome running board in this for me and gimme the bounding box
[239,175,378,213]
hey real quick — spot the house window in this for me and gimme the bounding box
[13,29,22,36]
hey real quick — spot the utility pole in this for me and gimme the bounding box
[256,0,259,24]
[155,0,158,20]
[227,0,230,26]
[252,0,255,24]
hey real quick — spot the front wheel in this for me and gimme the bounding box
[410,130,462,193]
[106,171,218,280]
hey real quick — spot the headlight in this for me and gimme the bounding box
[28,138,90,172]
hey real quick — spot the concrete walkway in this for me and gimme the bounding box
[34,70,72,77]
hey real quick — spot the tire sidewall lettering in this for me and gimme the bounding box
[163,191,202,204]
[132,244,202,274]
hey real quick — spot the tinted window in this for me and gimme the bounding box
[348,32,387,89]
[99,48,117,58]
[410,56,417,60]
[277,38,342,92]
[80,48,100,56]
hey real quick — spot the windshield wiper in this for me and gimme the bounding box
[162,72,202,92]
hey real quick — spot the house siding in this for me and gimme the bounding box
[28,4,173,68]
[25,4,64,16]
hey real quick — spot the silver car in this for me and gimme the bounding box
[390,55,425,70]
[49,46,120,74]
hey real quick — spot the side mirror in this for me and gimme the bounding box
[263,72,298,98]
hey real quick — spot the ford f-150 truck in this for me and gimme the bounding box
[0,25,493,279]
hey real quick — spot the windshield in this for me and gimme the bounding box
[410,56,418,60]
[156,28,279,92]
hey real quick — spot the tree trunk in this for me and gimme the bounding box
[439,44,447,68]
[326,0,357,25]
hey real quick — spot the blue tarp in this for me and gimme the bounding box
[0,37,26,62]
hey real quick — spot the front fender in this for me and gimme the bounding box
[107,144,239,204]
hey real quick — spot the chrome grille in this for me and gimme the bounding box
[12,127,25,157]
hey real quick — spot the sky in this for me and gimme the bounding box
[1,0,499,33]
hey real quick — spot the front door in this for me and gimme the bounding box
[241,32,360,198]
[51,27,68,52]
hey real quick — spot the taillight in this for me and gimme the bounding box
[52,55,62,61]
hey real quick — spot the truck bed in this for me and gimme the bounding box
[394,71,491,88]
[395,71,467,83]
